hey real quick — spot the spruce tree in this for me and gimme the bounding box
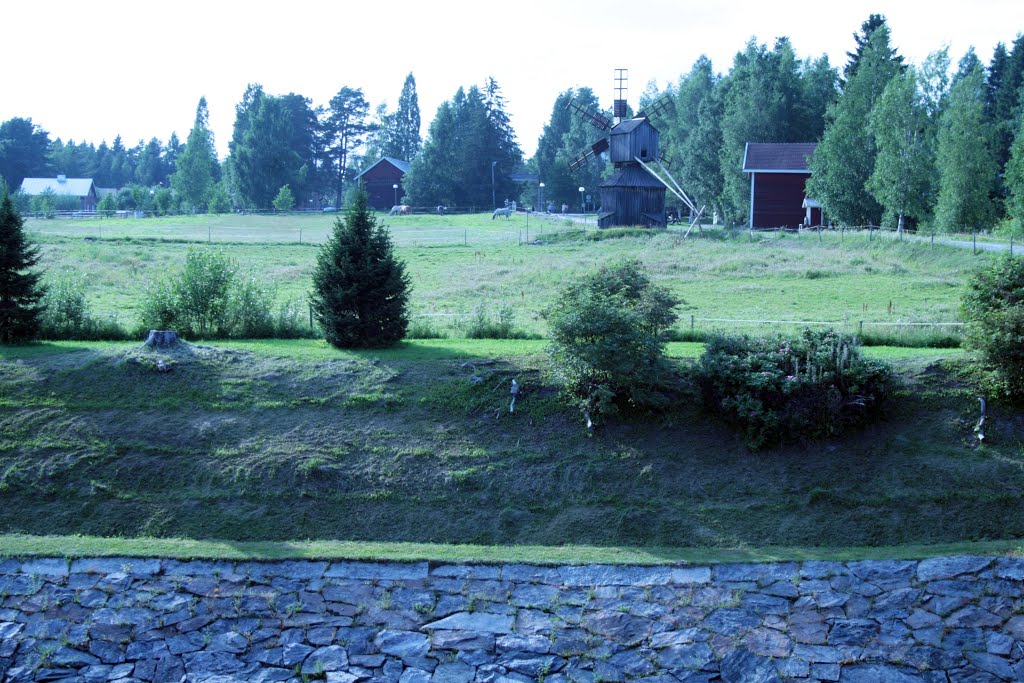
[0,191,45,343]
[310,187,410,348]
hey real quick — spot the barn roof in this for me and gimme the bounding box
[355,156,410,179]
[20,177,95,197]
[742,143,816,173]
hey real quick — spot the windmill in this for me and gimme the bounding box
[566,68,701,229]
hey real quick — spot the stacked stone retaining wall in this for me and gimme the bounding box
[2,556,1024,681]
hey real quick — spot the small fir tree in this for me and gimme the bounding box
[310,187,410,348]
[0,191,45,342]
[272,184,295,212]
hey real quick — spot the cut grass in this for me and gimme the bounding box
[0,340,1013,554]
[0,534,1022,565]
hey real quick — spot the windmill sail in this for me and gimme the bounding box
[566,99,611,132]
[568,138,610,172]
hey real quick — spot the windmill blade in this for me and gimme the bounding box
[637,93,674,121]
[658,150,671,167]
[591,137,610,156]
[566,98,612,132]
[569,148,597,172]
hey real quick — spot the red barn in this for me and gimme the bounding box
[742,143,818,229]
[355,157,410,210]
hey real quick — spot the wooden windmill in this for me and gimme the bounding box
[567,69,700,229]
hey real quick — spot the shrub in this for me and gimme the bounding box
[545,259,681,423]
[961,256,1024,397]
[272,184,295,211]
[464,303,534,339]
[39,274,129,340]
[139,248,286,339]
[693,329,893,449]
[310,188,411,348]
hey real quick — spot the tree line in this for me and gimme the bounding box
[3,15,1024,228]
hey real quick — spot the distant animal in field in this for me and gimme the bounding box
[389,205,410,216]
[436,205,447,215]
[492,207,513,220]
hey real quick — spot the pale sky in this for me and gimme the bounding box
[3,0,1022,161]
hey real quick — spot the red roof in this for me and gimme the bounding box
[742,143,816,173]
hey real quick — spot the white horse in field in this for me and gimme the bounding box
[389,205,410,216]
[492,201,516,220]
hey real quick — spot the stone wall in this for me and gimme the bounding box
[1,555,1023,682]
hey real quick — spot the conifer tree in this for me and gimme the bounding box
[310,187,410,348]
[0,191,45,343]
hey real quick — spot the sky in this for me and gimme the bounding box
[2,0,1022,162]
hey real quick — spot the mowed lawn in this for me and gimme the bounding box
[25,215,991,338]
[0,339,1019,551]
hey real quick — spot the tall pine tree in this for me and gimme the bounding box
[310,187,410,348]
[0,191,45,343]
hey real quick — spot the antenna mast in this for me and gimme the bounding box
[613,68,628,123]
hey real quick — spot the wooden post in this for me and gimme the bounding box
[1011,234,1014,257]
[309,304,313,330]
[818,225,821,242]
[858,320,864,337]
[464,229,467,246]
[690,315,695,334]
[973,227,977,255]
[208,225,212,243]
[931,231,935,248]
[299,226,302,244]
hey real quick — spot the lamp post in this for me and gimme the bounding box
[393,183,398,206]
[538,182,544,213]
[491,161,497,209]
[579,186,585,214]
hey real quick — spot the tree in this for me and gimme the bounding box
[843,13,903,85]
[533,87,608,208]
[934,59,998,231]
[394,72,422,161]
[808,24,902,226]
[544,260,680,424]
[310,187,410,348]
[866,68,933,235]
[272,184,295,211]
[0,191,45,343]
[0,118,50,190]
[1006,113,1024,235]
[227,85,317,209]
[326,87,371,207]
[403,81,522,207]
[171,97,219,211]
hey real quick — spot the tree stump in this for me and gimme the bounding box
[143,330,179,348]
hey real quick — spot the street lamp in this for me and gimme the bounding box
[491,161,498,209]
[538,182,545,213]
[393,183,399,206]
[579,186,585,214]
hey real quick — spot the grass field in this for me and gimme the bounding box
[1,339,1020,556]
[25,214,996,341]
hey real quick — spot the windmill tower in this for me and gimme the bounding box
[567,69,699,228]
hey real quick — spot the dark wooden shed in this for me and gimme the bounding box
[742,143,817,229]
[598,166,666,228]
[355,157,410,210]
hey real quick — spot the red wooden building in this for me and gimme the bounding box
[354,157,410,209]
[742,143,819,229]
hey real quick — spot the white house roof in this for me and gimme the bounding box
[20,177,96,197]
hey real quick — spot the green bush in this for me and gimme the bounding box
[139,248,292,339]
[693,329,893,449]
[39,273,130,340]
[545,259,681,423]
[464,303,535,339]
[962,256,1024,398]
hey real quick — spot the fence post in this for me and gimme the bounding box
[299,226,302,244]
[841,225,844,241]
[690,315,695,334]
[1011,235,1014,257]
[818,225,821,242]
[858,320,864,337]
[868,224,872,241]
[464,229,467,246]
[208,225,212,243]
[931,231,935,248]
[973,227,977,255]
[308,304,313,330]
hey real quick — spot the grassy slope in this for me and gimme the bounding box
[1,340,1020,558]
[29,225,989,337]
